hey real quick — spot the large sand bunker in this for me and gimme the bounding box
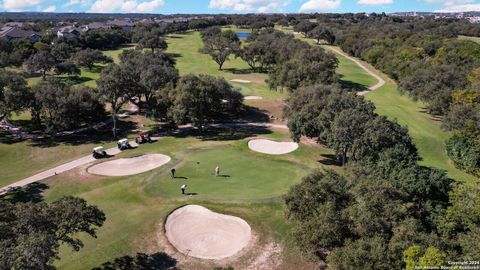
[244,96,263,100]
[248,139,299,155]
[165,205,251,260]
[87,154,171,176]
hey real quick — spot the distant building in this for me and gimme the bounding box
[57,26,84,38]
[107,19,135,31]
[86,22,111,30]
[0,26,41,41]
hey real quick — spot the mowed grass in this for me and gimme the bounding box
[458,35,480,44]
[166,31,283,100]
[340,58,479,183]
[43,134,327,269]
[0,138,105,187]
[321,45,377,90]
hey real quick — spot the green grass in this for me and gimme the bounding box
[458,35,480,44]
[43,134,326,269]
[0,139,108,187]
[102,44,135,63]
[321,46,377,90]
[328,52,478,183]
[165,31,283,100]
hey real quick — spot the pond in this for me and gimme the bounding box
[235,32,251,39]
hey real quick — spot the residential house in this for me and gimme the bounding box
[107,19,135,31]
[0,26,41,41]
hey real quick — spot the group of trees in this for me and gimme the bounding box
[0,71,104,135]
[97,48,243,137]
[293,20,335,44]
[240,29,338,91]
[290,16,480,177]
[24,44,112,80]
[285,84,417,165]
[284,83,479,269]
[0,188,105,270]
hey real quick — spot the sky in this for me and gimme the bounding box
[0,0,479,14]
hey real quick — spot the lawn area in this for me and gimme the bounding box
[0,138,108,187]
[42,132,329,269]
[165,31,284,100]
[458,35,480,44]
[334,54,479,183]
[102,44,136,63]
[321,45,377,90]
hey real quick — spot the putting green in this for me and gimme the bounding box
[145,142,309,201]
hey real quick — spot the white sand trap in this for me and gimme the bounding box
[244,96,263,100]
[248,139,299,155]
[230,79,251,83]
[88,154,171,176]
[165,205,251,260]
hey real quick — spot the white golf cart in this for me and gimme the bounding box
[92,146,107,159]
[117,138,132,151]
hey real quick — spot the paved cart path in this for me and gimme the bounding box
[1,49,383,193]
[0,123,288,193]
[328,46,385,95]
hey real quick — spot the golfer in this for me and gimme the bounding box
[215,165,220,177]
[181,184,187,195]
[171,168,176,178]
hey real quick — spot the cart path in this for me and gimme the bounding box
[328,46,385,95]
[0,123,288,194]
[1,48,383,193]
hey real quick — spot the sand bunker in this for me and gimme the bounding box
[88,154,171,176]
[230,79,251,84]
[244,96,263,100]
[248,139,299,155]
[165,205,251,260]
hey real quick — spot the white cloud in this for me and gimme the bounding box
[299,0,341,12]
[64,0,92,8]
[426,0,480,12]
[358,0,393,5]
[89,0,164,13]
[1,0,49,11]
[435,3,480,11]
[43,5,56,11]
[209,0,289,12]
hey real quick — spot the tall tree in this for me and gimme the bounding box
[201,30,240,70]
[0,70,31,121]
[0,196,105,270]
[137,31,168,53]
[166,74,243,129]
[72,49,112,70]
[97,64,137,138]
[25,51,57,80]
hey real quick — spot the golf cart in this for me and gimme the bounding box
[135,132,153,144]
[117,138,132,150]
[92,146,108,159]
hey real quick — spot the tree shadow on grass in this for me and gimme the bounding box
[92,252,177,270]
[198,125,272,141]
[318,154,342,166]
[166,52,182,59]
[340,79,368,92]
[0,182,48,203]
[238,105,270,123]
[223,67,254,75]
[64,76,93,85]
[27,119,138,148]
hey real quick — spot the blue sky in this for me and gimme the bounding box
[1,0,479,14]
